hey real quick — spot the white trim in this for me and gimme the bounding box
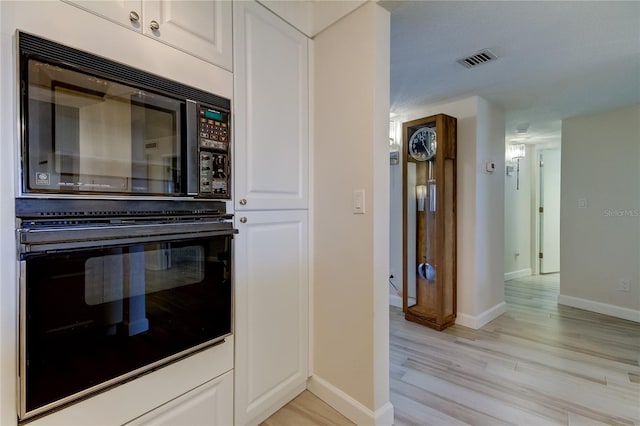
[307,36,315,379]
[504,268,532,281]
[455,301,507,330]
[307,376,393,426]
[389,293,402,308]
[558,295,640,323]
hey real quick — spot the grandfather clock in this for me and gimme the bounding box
[402,114,457,331]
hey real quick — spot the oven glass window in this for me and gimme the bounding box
[23,236,231,414]
[25,58,183,195]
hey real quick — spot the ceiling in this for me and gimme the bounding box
[384,1,640,145]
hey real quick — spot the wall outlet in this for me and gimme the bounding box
[618,279,631,292]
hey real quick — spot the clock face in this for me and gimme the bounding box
[408,127,436,161]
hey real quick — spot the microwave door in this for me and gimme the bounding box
[130,92,183,195]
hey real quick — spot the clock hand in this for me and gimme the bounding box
[421,137,429,152]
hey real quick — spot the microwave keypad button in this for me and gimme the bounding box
[200,151,214,193]
[203,139,216,149]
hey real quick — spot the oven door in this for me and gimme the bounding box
[18,226,233,420]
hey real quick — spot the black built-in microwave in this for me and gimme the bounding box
[19,31,231,199]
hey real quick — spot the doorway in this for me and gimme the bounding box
[538,148,561,274]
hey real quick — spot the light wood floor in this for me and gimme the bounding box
[264,275,640,425]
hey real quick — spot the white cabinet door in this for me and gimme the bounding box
[61,0,142,29]
[234,210,309,426]
[61,0,232,70]
[127,370,233,426]
[234,1,309,211]
[143,0,232,70]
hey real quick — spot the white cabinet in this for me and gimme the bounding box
[61,0,232,70]
[234,210,309,425]
[233,2,310,424]
[127,370,234,426]
[234,0,309,211]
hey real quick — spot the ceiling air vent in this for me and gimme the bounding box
[456,49,498,69]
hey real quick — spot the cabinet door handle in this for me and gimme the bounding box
[129,11,140,22]
[239,199,247,206]
[239,217,247,224]
[150,20,160,31]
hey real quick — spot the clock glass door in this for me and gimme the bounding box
[405,123,437,314]
[402,114,457,331]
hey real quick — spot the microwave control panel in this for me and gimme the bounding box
[198,106,230,198]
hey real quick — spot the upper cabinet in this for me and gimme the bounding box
[233,0,309,211]
[61,0,232,70]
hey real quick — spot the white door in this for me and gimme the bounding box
[539,149,561,273]
[234,0,309,211]
[234,210,309,426]
[143,0,232,70]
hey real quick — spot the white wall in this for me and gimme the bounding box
[504,145,533,279]
[311,2,393,424]
[258,0,366,37]
[392,96,506,328]
[474,98,506,319]
[560,105,640,321]
[389,130,403,303]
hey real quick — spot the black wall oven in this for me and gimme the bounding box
[16,199,236,420]
[19,31,231,199]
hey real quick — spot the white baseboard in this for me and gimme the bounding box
[455,301,507,330]
[504,268,532,281]
[307,375,394,426]
[558,294,640,323]
[389,294,402,308]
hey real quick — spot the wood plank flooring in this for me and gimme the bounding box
[260,390,354,426]
[392,274,640,425]
[264,275,640,425]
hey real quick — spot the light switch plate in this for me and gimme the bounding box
[353,189,365,214]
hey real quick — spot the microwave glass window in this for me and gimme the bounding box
[23,236,232,414]
[26,59,183,195]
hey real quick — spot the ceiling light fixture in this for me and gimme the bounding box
[515,123,529,134]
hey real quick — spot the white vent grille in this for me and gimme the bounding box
[457,49,498,68]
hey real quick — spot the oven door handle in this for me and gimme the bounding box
[19,228,237,255]
[19,220,235,244]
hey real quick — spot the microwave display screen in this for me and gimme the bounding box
[204,109,224,121]
[24,58,183,195]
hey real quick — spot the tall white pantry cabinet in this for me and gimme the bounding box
[233,1,310,425]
